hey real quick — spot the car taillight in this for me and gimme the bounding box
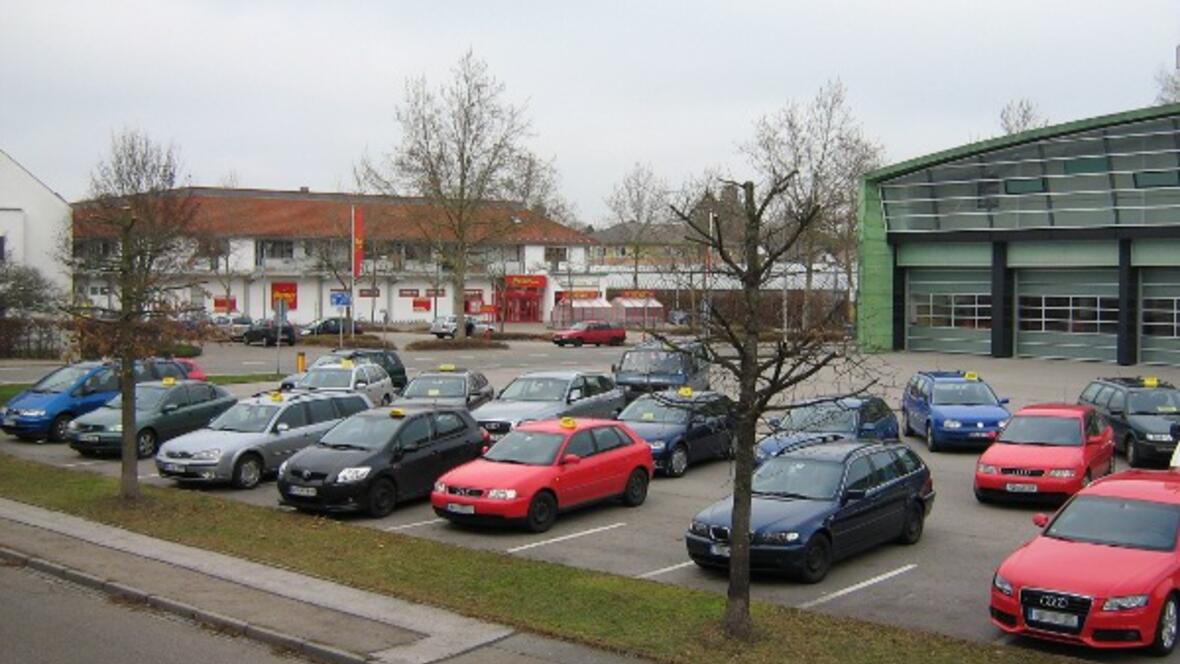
[921,475,933,495]
[480,428,491,444]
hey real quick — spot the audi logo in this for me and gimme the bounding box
[1039,595,1069,609]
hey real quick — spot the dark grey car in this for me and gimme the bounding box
[394,368,494,411]
[471,370,625,439]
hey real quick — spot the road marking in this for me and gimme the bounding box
[636,561,695,579]
[382,518,445,531]
[241,361,267,366]
[796,564,917,609]
[528,353,550,358]
[458,355,476,360]
[507,522,627,553]
[138,473,160,480]
[59,461,102,468]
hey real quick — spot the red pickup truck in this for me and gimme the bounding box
[552,321,626,347]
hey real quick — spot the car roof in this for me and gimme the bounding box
[308,363,359,372]
[139,379,204,388]
[245,389,350,405]
[788,395,869,408]
[354,403,466,418]
[1096,376,1177,390]
[516,417,618,434]
[916,370,987,383]
[414,369,476,378]
[517,370,590,380]
[634,337,702,350]
[776,439,894,462]
[635,389,726,403]
[1016,403,1089,418]
[1084,470,1180,506]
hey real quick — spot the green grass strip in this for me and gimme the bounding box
[0,384,30,405]
[0,453,1075,664]
[207,373,284,385]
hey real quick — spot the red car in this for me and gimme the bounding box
[552,321,626,347]
[974,404,1115,503]
[174,358,208,381]
[431,417,654,532]
[990,470,1180,654]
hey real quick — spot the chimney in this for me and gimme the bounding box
[299,186,310,193]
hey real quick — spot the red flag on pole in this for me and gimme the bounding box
[352,207,365,278]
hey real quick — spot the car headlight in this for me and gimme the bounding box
[942,419,962,429]
[486,489,517,500]
[191,449,221,461]
[1047,469,1076,478]
[755,531,800,545]
[996,419,1009,429]
[993,573,1013,597]
[67,421,80,431]
[278,460,288,477]
[433,481,446,493]
[23,409,47,418]
[335,467,371,483]
[754,446,769,461]
[977,463,999,475]
[111,424,123,433]
[1146,433,1174,442]
[689,519,710,537]
[648,440,666,451]
[1103,595,1149,611]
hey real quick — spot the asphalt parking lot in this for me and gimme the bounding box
[4,337,1180,662]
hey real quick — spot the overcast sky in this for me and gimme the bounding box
[2,1,1178,224]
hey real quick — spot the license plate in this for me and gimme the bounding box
[970,432,992,438]
[1027,608,1078,628]
[446,503,475,514]
[288,486,317,497]
[709,543,730,557]
[1006,483,1038,493]
[162,463,185,473]
[80,434,99,442]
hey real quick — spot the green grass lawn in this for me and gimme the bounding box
[0,383,30,405]
[0,453,1077,664]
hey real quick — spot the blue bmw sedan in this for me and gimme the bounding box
[616,388,734,477]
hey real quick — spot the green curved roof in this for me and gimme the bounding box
[868,102,1180,183]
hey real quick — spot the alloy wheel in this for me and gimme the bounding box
[669,446,688,477]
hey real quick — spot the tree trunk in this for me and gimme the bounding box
[453,252,468,340]
[118,220,139,501]
[632,248,640,289]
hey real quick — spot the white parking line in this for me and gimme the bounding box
[458,355,476,360]
[528,353,550,358]
[796,564,917,609]
[381,518,445,531]
[507,522,627,553]
[59,461,103,468]
[138,473,160,480]
[636,561,695,579]
[241,361,267,366]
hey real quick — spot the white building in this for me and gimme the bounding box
[0,149,72,292]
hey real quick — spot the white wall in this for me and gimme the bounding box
[0,150,71,292]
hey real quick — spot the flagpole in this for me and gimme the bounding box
[350,205,356,340]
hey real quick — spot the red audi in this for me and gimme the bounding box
[551,320,626,347]
[431,417,653,532]
[974,404,1115,503]
[990,470,1180,655]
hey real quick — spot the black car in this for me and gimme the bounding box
[686,440,934,583]
[243,319,297,346]
[280,348,407,392]
[615,389,734,477]
[613,337,711,401]
[277,404,486,517]
[1079,376,1180,467]
[395,366,494,410]
[301,317,364,337]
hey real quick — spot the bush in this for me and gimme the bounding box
[300,333,394,349]
[0,318,64,359]
[404,339,509,351]
[160,342,203,358]
[488,332,552,341]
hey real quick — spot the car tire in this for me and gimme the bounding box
[135,429,158,459]
[47,414,71,443]
[668,445,689,478]
[1126,435,1141,468]
[1081,470,1092,488]
[232,454,263,490]
[1108,455,1116,476]
[526,491,558,533]
[366,478,398,518]
[897,504,925,545]
[622,468,649,506]
[797,534,832,584]
[573,339,583,347]
[973,486,989,503]
[1150,593,1179,657]
[925,423,941,452]
[434,334,445,339]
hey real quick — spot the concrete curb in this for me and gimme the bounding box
[3,545,370,664]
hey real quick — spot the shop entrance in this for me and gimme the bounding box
[494,275,546,322]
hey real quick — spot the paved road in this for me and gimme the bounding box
[4,342,1180,662]
[0,565,309,664]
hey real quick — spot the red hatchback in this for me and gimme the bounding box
[990,471,1180,654]
[974,404,1115,503]
[552,321,626,347]
[431,417,654,532]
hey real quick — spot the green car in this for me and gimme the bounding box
[67,380,237,458]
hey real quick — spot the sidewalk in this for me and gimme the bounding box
[0,498,644,664]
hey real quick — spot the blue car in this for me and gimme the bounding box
[686,440,935,582]
[616,388,734,477]
[900,370,1010,452]
[755,396,899,465]
[0,359,190,442]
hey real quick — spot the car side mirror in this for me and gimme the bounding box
[999,397,1010,405]
[561,453,581,465]
[480,445,489,455]
[1109,408,1124,417]
[162,404,177,414]
[355,381,368,389]
[275,423,290,434]
[767,417,781,430]
[1032,513,1049,528]
[610,364,618,373]
[843,488,866,503]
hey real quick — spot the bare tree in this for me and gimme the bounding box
[362,50,530,339]
[999,98,1049,135]
[1157,67,1180,104]
[503,150,580,228]
[606,163,670,288]
[66,129,201,500]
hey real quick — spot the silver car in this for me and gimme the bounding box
[471,370,625,439]
[429,315,495,339]
[295,363,395,406]
[155,390,372,488]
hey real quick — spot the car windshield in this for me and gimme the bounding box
[569,322,591,330]
[499,377,569,401]
[618,396,690,424]
[777,403,856,434]
[998,415,1081,446]
[1129,389,1180,415]
[752,457,844,500]
[310,354,365,370]
[209,403,279,433]
[1046,495,1180,551]
[105,386,170,411]
[620,350,686,374]
[403,376,466,398]
[932,382,998,406]
[319,416,399,450]
[298,369,353,389]
[30,365,92,393]
[484,431,566,466]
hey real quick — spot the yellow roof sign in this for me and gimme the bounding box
[677,386,694,397]
[1145,376,1160,388]
[963,371,979,381]
[389,408,406,418]
[438,363,456,372]
[269,391,284,402]
[161,376,176,386]
[559,416,576,429]
[340,359,355,368]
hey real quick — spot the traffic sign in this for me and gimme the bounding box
[330,291,352,307]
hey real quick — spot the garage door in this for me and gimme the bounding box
[906,269,992,355]
[1141,268,1180,366]
[1016,269,1118,362]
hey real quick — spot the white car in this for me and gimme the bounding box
[293,362,395,406]
[429,315,494,339]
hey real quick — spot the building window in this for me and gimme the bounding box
[910,293,992,330]
[404,243,431,262]
[1064,156,1108,175]
[1017,295,1118,334]
[976,180,1000,210]
[256,240,294,264]
[1004,177,1046,195]
[1133,170,1180,189]
[544,247,568,263]
[1143,298,1180,338]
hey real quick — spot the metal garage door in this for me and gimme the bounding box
[906,269,992,354]
[1141,268,1180,366]
[1016,269,1118,362]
